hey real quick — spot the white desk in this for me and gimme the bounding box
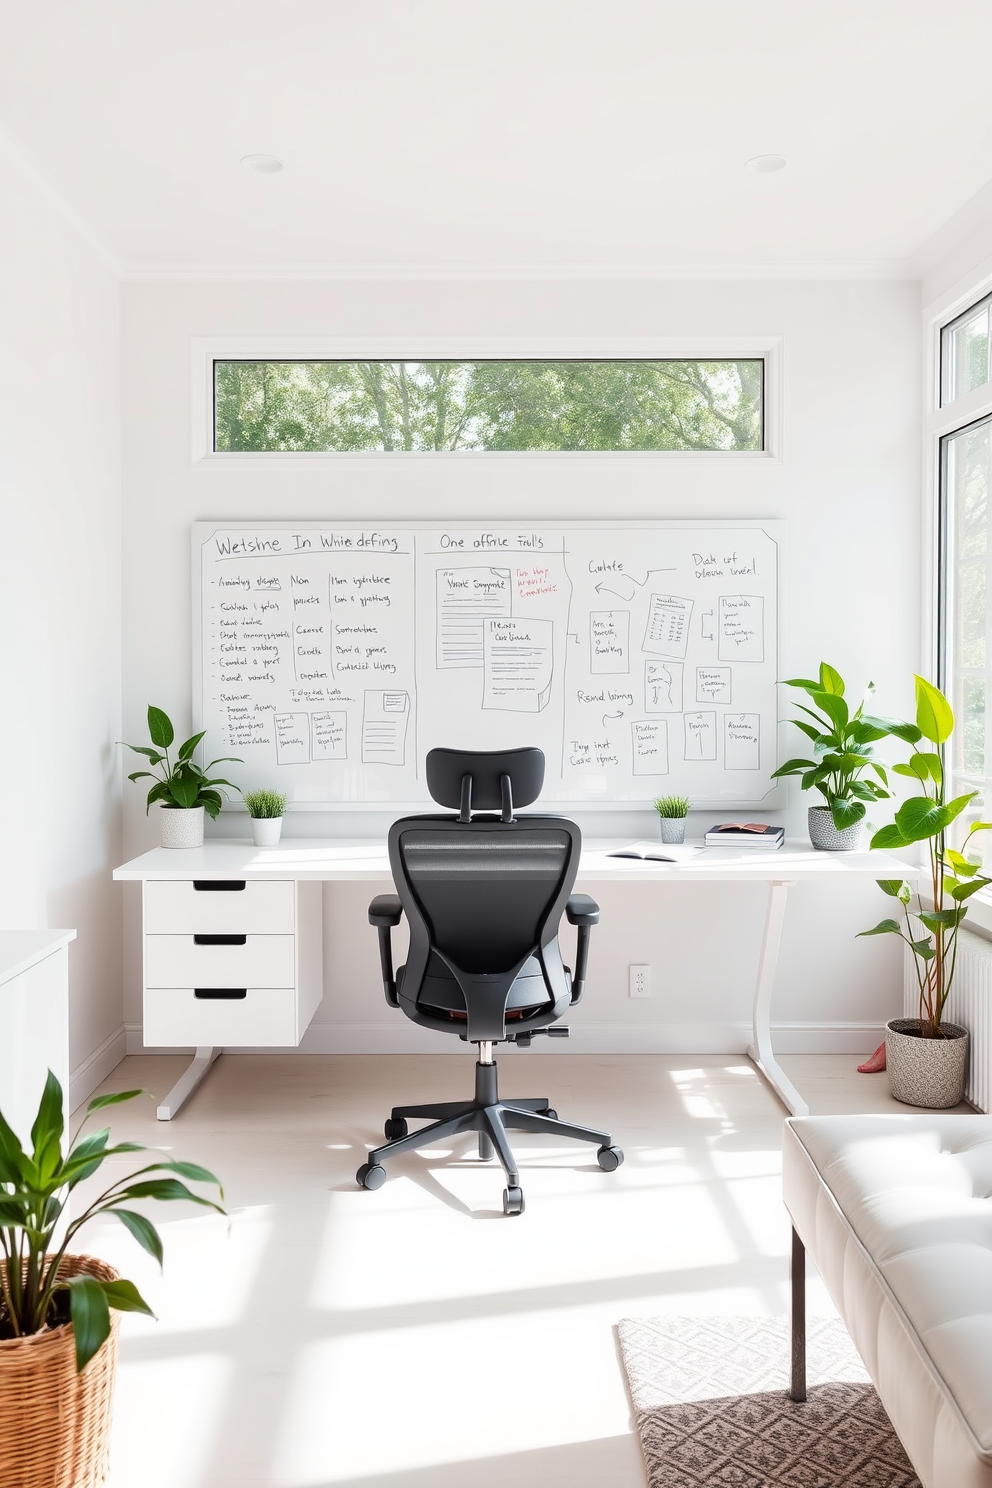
[115,839,917,1119]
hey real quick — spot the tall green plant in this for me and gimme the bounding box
[125,705,240,816]
[859,676,992,1036]
[771,663,893,829]
[0,1073,223,1371]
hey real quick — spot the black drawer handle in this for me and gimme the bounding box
[193,934,247,946]
[193,880,246,892]
[194,988,247,1000]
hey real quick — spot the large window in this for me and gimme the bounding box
[213,358,764,453]
[942,292,992,405]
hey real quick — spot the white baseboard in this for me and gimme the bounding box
[70,1023,128,1112]
[124,1019,886,1058]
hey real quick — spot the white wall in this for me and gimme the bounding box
[121,275,921,1055]
[0,141,124,1104]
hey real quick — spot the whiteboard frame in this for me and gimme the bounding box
[192,518,786,812]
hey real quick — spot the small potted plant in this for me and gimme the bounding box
[859,675,990,1107]
[653,794,691,845]
[771,663,893,850]
[124,705,241,848]
[0,1071,223,1487]
[243,787,288,846]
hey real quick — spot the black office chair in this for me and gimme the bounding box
[357,746,624,1215]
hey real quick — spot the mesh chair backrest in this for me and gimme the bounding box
[394,822,574,976]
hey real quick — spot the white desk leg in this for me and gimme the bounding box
[157,1047,221,1121]
[746,880,808,1117]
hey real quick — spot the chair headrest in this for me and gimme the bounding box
[425,748,545,822]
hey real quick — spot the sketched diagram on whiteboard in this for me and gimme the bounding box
[193,521,780,806]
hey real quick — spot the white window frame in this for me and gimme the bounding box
[925,256,992,928]
[190,336,782,465]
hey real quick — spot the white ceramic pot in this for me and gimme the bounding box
[659,817,686,845]
[250,816,283,846]
[807,805,864,852]
[885,1017,969,1108]
[159,805,204,849]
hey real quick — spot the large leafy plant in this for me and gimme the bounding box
[125,705,240,816]
[771,663,893,829]
[859,676,992,1036]
[0,1072,224,1371]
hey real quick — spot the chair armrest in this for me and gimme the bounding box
[368,894,402,1007]
[566,894,600,927]
[369,894,402,927]
[565,896,599,1004]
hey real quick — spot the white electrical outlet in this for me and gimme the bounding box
[629,964,651,998]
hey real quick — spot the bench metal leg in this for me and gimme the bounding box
[791,1225,807,1402]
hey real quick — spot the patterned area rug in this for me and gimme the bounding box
[616,1315,921,1487]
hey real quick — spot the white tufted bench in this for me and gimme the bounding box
[784,1115,992,1488]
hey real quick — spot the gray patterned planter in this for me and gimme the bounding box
[885,1018,969,1108]
[659,817,686,845]
[807,805,864,852]
[159,805,205,849]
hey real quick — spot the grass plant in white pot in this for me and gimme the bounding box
[653,794,691,845]
[243,788,287,846]
[859,676,992,1107]
[124,706,241,847]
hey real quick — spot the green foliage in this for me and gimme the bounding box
[0,1073,223,1372]
[214,359,764,453]
[242,788,287,820]
[859,676,992,1035]
[770,663,894,829]
[653,794,691,818]
[124,705,241,819]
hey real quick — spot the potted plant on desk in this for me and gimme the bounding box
[653,794,691,845]
[859,675,992,1107]
[771,663,893,850]
[124,705,241,848]
[243,788,287,846]
[0,1071,223,1488]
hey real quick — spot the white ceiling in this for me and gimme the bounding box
[2,0,992,277]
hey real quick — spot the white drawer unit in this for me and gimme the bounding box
[140,876,323,1116]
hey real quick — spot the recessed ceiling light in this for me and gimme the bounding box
[240,154,283,174]
[745,154,787,174]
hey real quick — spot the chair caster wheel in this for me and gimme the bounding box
[503,1185,525,1216]
[543,1108,558,1120]
[384,1117,408,1139]
[357,1161,387,1191]
[597,1144,624,1172]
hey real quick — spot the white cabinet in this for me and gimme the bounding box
[0,931,74,1142]
[141,878,322,1050]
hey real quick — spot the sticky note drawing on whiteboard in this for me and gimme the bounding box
[643,594,693,659]
[644,661,683,713]
[718,595,764,661]
[311,711,347,760]
[631,719,669,775]
[482,617,553,713]
[725,713,760,770]
[275,712,311,765]
[590,611,630,674]
[436,567,512,668]
[362,690,410,766]
[684,711,718,761]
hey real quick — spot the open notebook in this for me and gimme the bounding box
[607,841,705,863]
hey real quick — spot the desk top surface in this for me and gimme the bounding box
[114,838,920,883]
[0,930,77,987]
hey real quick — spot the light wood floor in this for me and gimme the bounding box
[71,1052,966,1488]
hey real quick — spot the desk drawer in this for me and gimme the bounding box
[144,880,295,934]
[144,935,295,988]
[144,986,297,1047]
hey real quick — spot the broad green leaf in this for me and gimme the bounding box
[146,706,174,750]
[770,757,815,779]
[877,878,910,899]
[949,878,990,902]
[0,1108,29,1185]
[895,792,975,844]
[818,662,845,695]
[116,1178,223,1211]
[30,1070,64,1182]
[892,762,924,778]
[790,721,822,743]
[0,1198,27,1225]
[886,720,924,745]
[100,1278,155,1317]
[814,691,849,732]
[124,747,165,764]
[909,937,936,959]
[849,718,889,744]
[65,1275,112,1373]
[177,730,206,760]
[87,1089,143,1113]
[870,823,909,850]
[945,849,980,876]
[153,1159,223,1192]
[168,777,199,809]
[801,769,821,791]
[857,918,903,937]
[780,677,822,692]
[915,676,954,744]
[917,752,943,785]
[113,1209,164,1266]
[919,909,961,931]
[830,798,865,828]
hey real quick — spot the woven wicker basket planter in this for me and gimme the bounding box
[0,1254,121,1488]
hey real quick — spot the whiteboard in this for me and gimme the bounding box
[192,520,783,809]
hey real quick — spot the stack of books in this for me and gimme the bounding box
[704,822,784,849]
